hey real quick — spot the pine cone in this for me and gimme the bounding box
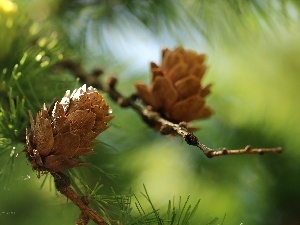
[135,47,213,123]
[25,84,113,175]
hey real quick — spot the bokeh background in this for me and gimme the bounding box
[1,0,300,224]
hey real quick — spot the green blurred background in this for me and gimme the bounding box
[1,0,300,224]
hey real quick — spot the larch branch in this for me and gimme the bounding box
[56,60,283,158]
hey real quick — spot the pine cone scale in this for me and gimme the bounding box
[135,83,157,108]
[169,95,205,122]
[68,110,96,131]
[51,132,80,156]
[152,76,178,110]
[174,76,200,100]
[43,155,87,172]
[32,111,54,156]
[167,63,188,83]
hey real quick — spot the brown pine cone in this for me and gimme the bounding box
[25,84,113,175]
[135,47,213,123]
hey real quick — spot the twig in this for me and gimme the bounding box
[51,172,107,225]
[105,78,283,157]
[76,196,91,225]
[56,60,283,158]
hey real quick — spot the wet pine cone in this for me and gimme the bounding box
[135,47,213,123]
[24,84,113,175]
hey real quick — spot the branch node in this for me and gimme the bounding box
[91,68,104,77]
[160,124,173,135]
[184,133,198,146]
[107,76,118,89]
[178,121,188,129]
[52,172,71,190]
[245,145,251,151]
[222,148,228,155]
[258,149,264,155]
[117,97,131,107]
[206,150,214,158]
[130,93,139,101]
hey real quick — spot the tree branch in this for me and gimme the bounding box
[56,60,283,158]
[51,172,107,225]
[104,78,283,157]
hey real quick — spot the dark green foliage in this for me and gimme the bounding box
[0,8,75,142]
